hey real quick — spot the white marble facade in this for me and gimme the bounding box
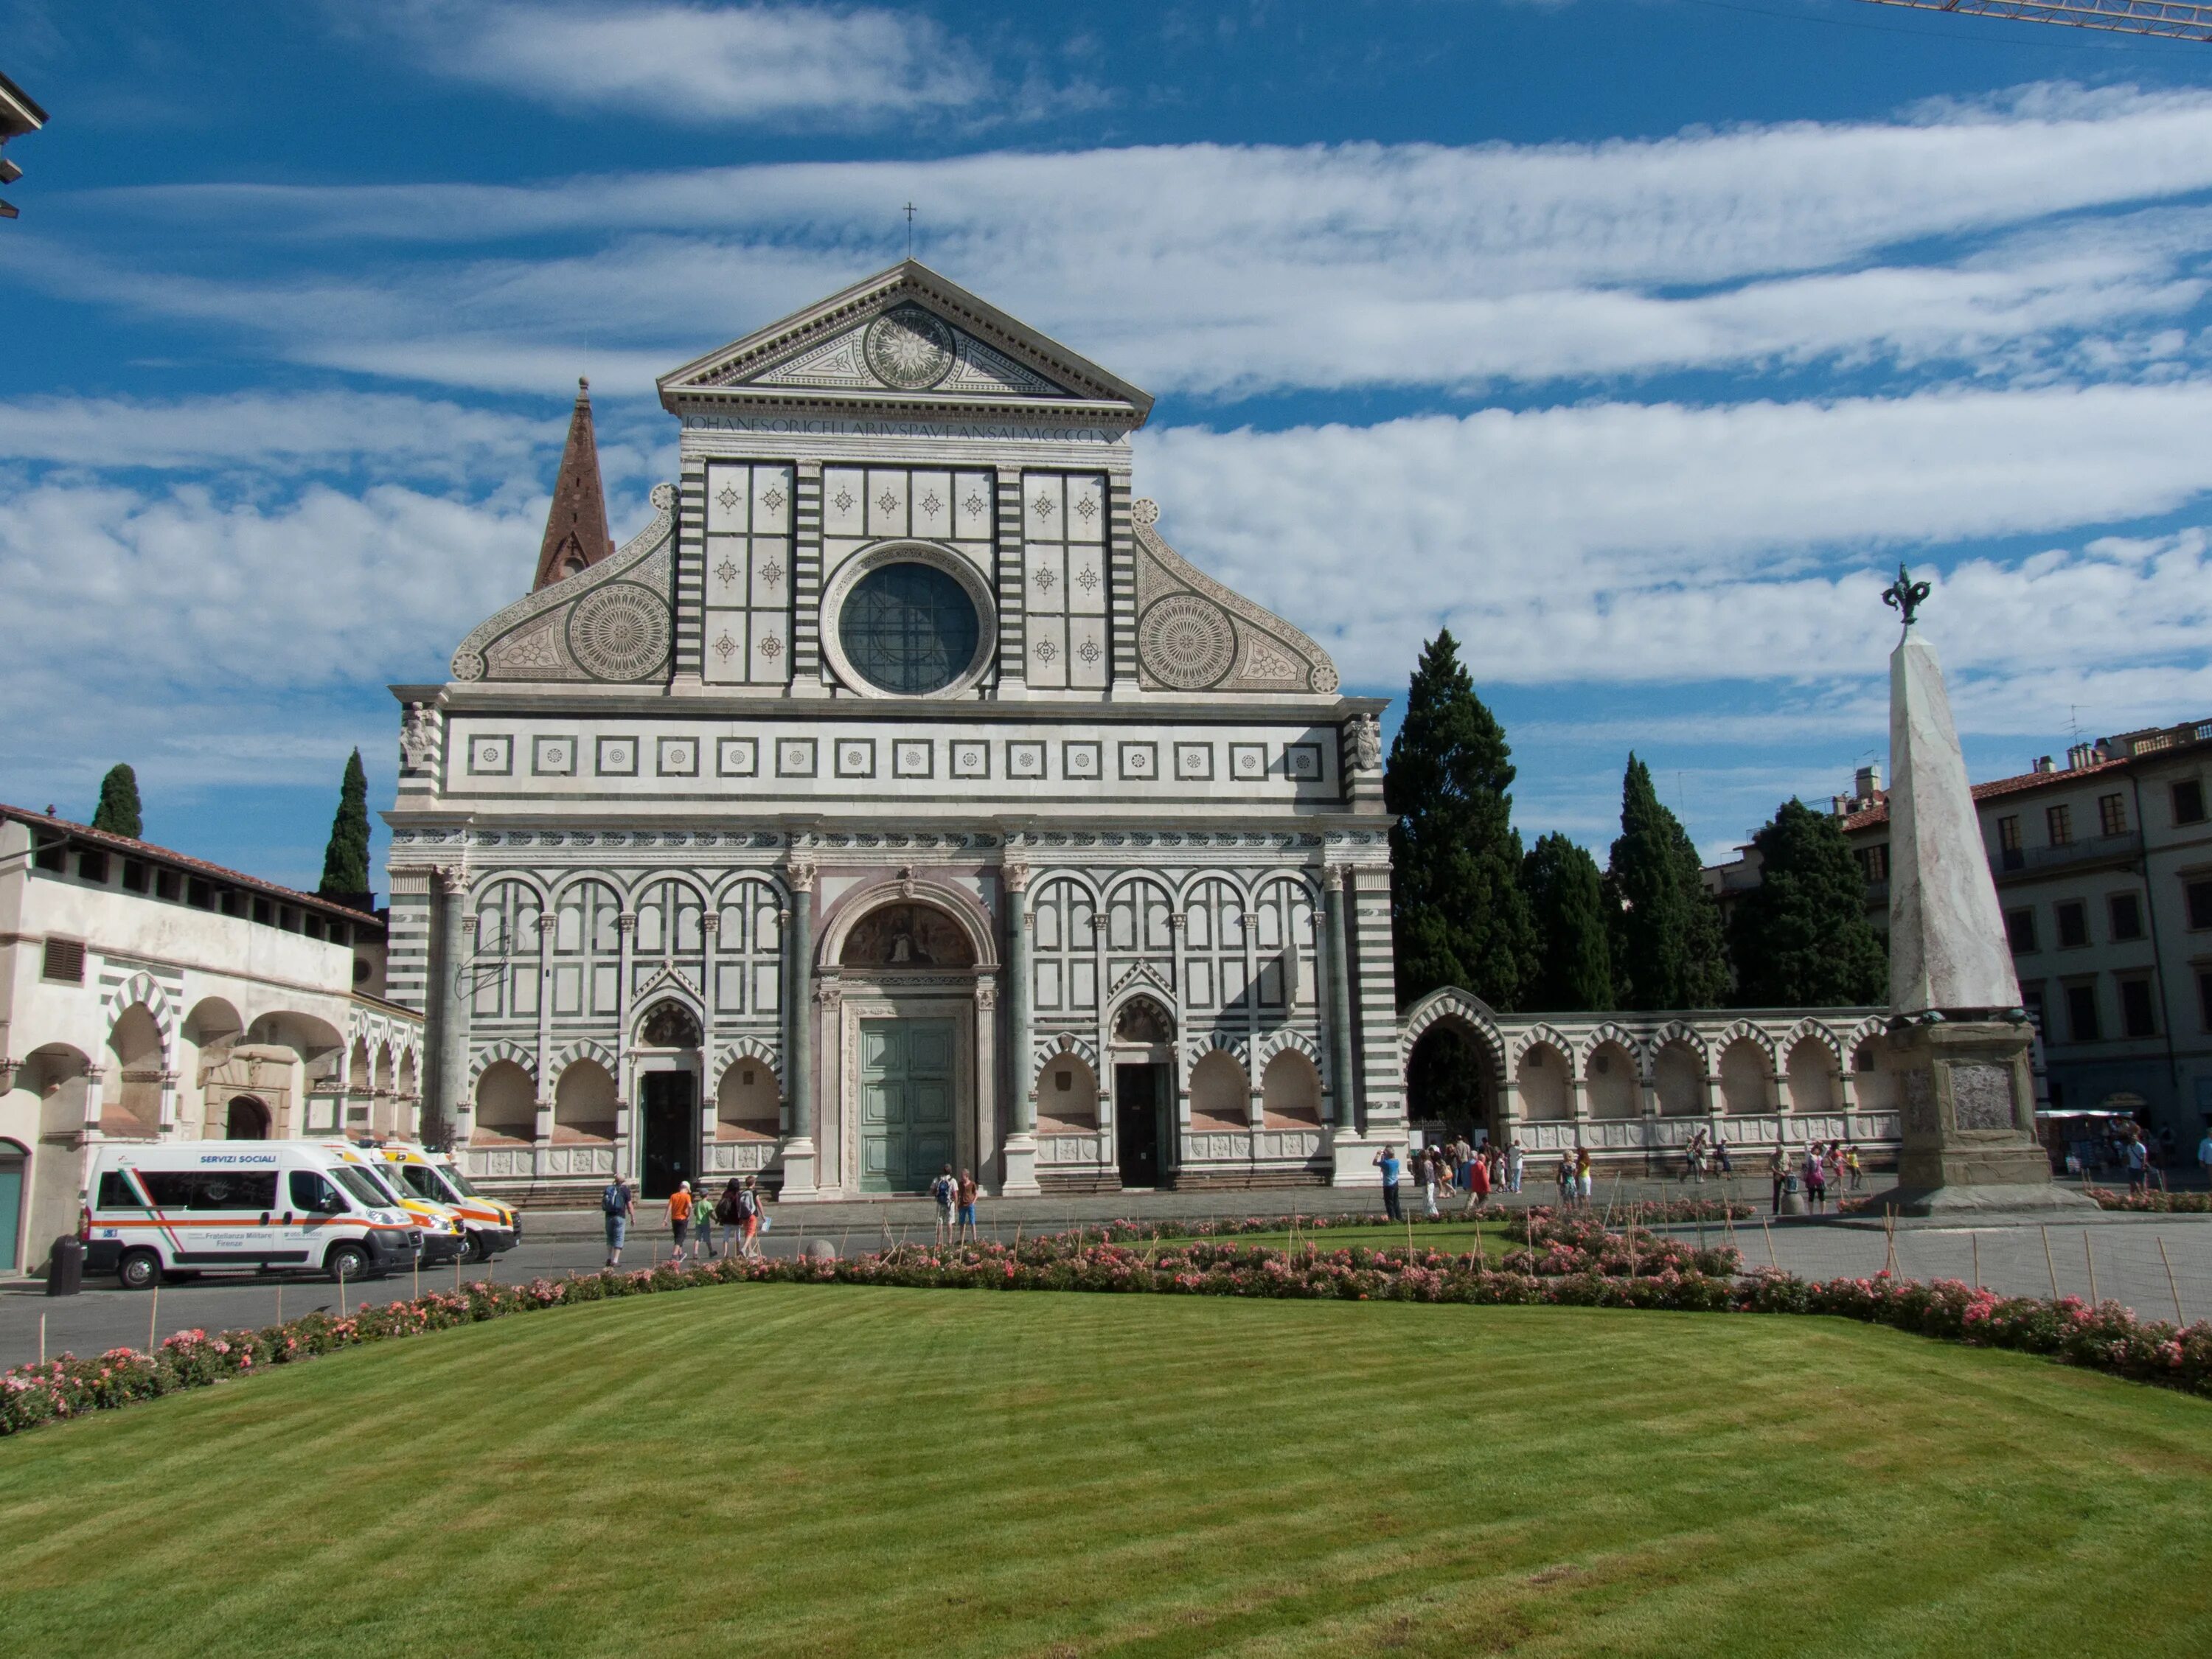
[388,264,1402,1200]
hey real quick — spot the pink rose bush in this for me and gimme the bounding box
[7,1216,2205,1439]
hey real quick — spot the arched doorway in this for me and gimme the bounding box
[0,1139,27,1275]
[635,1000,702,1200]
[839,900,976,1194]
[225,1096,271,1140]
[1405,1020,1500,1145]
[1110,995,1175,1187]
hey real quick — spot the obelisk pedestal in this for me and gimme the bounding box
[1873,596,2091,1214]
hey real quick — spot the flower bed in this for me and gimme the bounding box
[1082,1195,1750,1247]
[2085,1187,2212,1214]
[8,1223,2206,1439]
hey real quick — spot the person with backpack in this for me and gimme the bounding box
[714,1178,744,1259]
[737,1175,765,1260]
[601,1174,636,1267]
[956,1168,979,1242]
[930,1165,958,1243]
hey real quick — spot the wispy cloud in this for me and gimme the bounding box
[386,1,995,128]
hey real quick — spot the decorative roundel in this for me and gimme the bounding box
[649,481,678,513]
[1138,595,1236,690]
[863,305,956,391]
[567,582,671,681]
[1130,497,1160,527]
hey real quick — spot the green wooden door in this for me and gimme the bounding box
[858,1018,956,1192]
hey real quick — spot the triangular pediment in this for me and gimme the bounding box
[657,260,1151,428]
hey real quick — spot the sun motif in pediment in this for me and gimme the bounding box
[863,305,955,390]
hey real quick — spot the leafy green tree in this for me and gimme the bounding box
[91,764,142,838]
[1520,832,1614,1011]
[1728,797,1888,1006]
[1607,754,1730,1009]
[319,748,372,898]
[1384,630,1537,1010]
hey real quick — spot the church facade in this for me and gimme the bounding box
[388,264,1402,1201]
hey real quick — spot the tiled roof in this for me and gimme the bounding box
[1,801,380,925]
[1840,748,2158,834]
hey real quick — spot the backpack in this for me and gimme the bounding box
[600,1182,626,1216]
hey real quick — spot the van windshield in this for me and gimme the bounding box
[330,1166,394,1211]
[347,1164,409,1207]
[389,1164,445,1204]
[432,1162,483,1199]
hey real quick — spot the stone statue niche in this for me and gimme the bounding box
[639,1000,702,1048]
[840,902,975,970]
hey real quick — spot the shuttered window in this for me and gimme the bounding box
[42,938,84,983]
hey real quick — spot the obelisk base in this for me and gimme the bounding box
[1867,1020,2095,1216]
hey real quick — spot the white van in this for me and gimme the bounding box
[82,1142,424,1289]
[370,1142,520,1261]
[308,1141,469,1268]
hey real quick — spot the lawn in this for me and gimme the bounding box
[3,1287,2208,1658]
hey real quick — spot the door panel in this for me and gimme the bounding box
[858,1019,957,1193]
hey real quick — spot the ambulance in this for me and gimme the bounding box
[310,1141,469,1267]
[368,1141,520,1261]
[81,1141,423,1289]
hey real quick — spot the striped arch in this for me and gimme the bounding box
[1169,867,1253,908]
[1713,1020,1778,1067]
[1031,1031,1099,1088]
[715,1033,782,1085]
[1033,869,1105,904]
[1255,1028,1324,1067]
[1578,1023,1649,1079]
[470,869,552,904]
[549,1037,619,1077]
[102,971,177,1043]
[467,1040,538,1087]
[1183,1027,1250,1088]
[1509,1023,1576,1067]
[1782,1018,1846,1067]
[712,869,788,907]
[1398,987,1508,1085]
[1844,1014,1891,1057]
[1649,1020,1711,1068]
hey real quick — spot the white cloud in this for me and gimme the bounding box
[395,1,991,127]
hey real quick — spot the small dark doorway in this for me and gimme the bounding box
[226,1096,271,1140]
[1116,1063,1166,1188]
[641,1071,697,1200]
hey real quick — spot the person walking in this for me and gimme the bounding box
[1374,1144,1402,1221]
[1803,1144,1826,1214]
[665,1180,695,1265]
[1419,1147,1441,1219]
[1555,1152,1573,1208]
[738,1175,765,1261]
[1464,1143,1492,1213]
[1576,1147,1593,1206]
[600,1172,637,1267]
[1714,1136,1733,1178]
[956,1168,979,1242]
[1844,1144,1863,1192]
[713,1178,743,1259]
[693,1187,718,1260]
[2124,1132,2150,1195]
[1507,1143,1524,1194]
[1768,1149,1787,1218]
[930,1164,958,1243]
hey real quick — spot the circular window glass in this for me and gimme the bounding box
[838,562,981,695]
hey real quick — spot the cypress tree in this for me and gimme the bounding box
[1607,754,1730,1009]
[1520,832,1614,1012]
[91,764,142,838]
[1384,630,1537,1010]
[319,748,372,899]
[1728,797,1888,1006]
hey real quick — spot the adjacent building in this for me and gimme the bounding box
[0,806,420,1273]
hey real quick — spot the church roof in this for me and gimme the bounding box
[531,379,615,592]
[656,260,1152,428]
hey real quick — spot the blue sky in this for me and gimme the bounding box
[6,1,2212,897]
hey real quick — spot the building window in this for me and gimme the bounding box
[2047,804,2073,847]
[187,877,212,909]
[2055,900,2090,950]
[2188,880,2212,931]
[2119,978,2157,1039]
[121,859,148,894]
[2109,892,2144,942]
[1858,843,1889,883]
[303,915,324,942]
[32,840,65,872]
[77,849,109,883]
[251,897,273,925]
[2175,779,2207,826]
[2065,981,2101,1043]
[218,890,243,918]
[155,869,181,901]
[42,938,85,984]
[2005,907,2038,954]
[837,561,982,695]
[1997,815,2023,871]
[2098,793,2127,837]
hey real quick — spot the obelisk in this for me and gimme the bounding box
[1875,568,2089,1213]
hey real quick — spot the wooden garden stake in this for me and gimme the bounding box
[1761,1219,1778,1270]
[2042,1225,2059,1298]
[38,1312,46,1366]
[2157,1237,2185,1326]
[149,1281,159,1354]
[2084,1231,2100,1306]
[1971,1232,1980,1292]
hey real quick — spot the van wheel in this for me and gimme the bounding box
[465,1234,493,1263]
[118,1248,161,1291]
[326,1243,370,1284]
